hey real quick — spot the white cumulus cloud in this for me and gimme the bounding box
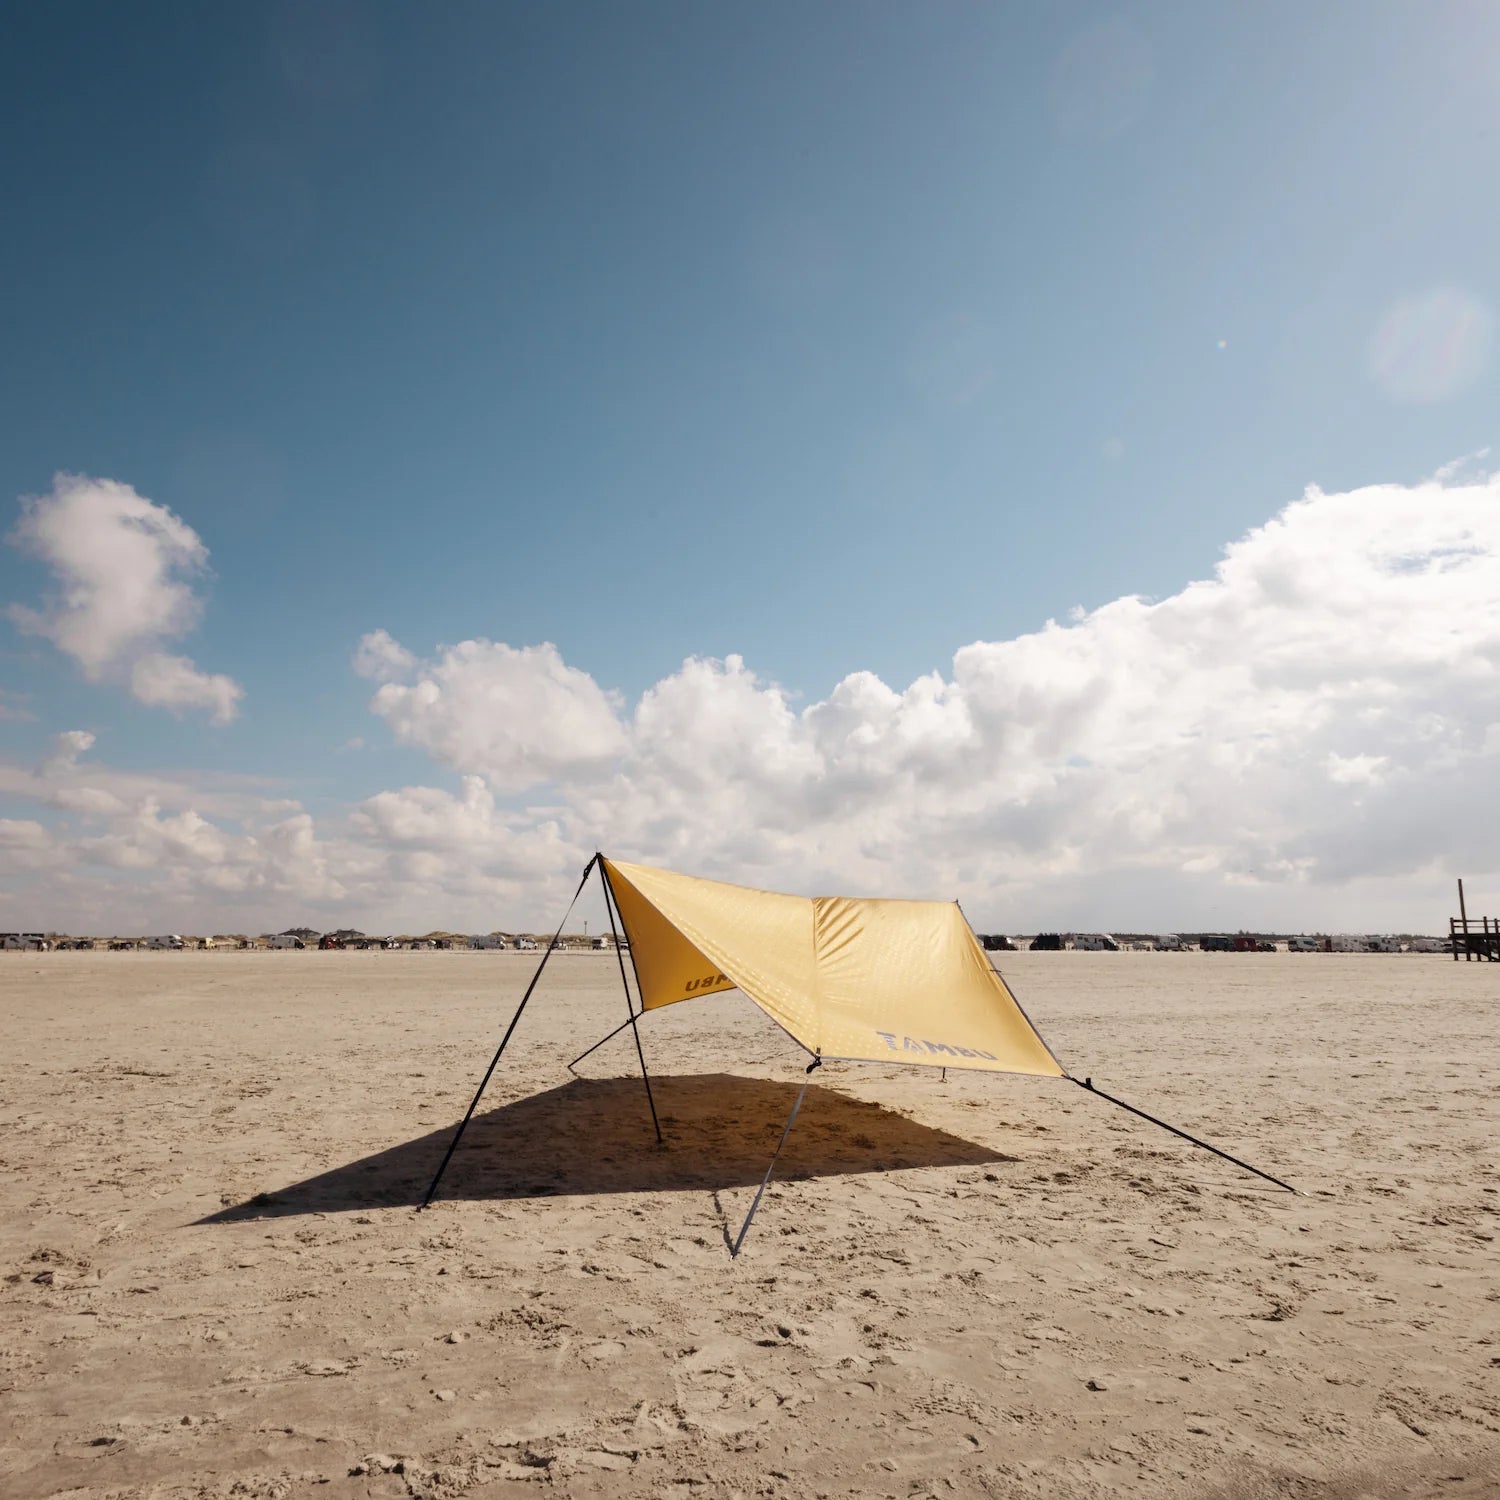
[130,651,242,726]
[40,729,96,777]
[353,628,416,683]
[6,474,243,723]
[358,637,628,792]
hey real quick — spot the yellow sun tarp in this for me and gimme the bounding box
[602,858,1064,1078]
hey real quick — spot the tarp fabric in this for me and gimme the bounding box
[603,858,1064,1078]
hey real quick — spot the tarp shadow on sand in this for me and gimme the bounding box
[202,1072,1006,1223]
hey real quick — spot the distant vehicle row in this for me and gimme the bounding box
[978,932,1450,954]
[5,931,629,952]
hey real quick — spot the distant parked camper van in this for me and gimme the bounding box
[470,935,508,950]
[591,935,610,950]
[1155,934,1186,951]
[1200,935,1235,952]
[1287,935,1325,953]
[1,932,48,950]
[266,934,304,950]
[1072,933,1119,952]
[515,937,539,951]
[143,935,184,950]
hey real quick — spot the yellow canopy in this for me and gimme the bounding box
[602,858,1064,1078]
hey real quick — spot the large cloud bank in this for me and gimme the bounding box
[3,471,1498,932]
[7,474,242,723]
[349,473,1500,925]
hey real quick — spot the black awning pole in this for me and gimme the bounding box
[599,860,662,1143]
[731,1055,821,1258]
[1070,1075,1299,1195]
[565,1013,637,1073]
[420,854,599,1209]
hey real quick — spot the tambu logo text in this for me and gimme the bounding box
[875,1032,997,1060]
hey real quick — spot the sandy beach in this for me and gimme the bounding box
[2,950,1497,1499]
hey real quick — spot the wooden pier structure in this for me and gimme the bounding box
[1451,878,1500,961]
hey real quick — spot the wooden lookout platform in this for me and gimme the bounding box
[1451,879,1500,961]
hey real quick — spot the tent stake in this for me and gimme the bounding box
[420,855,599,1209]
[731,1055,821,1258]
[599,860,662,1144]
[1070,1076,1299,1194]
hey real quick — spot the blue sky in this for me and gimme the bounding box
[2,3,1499,932]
